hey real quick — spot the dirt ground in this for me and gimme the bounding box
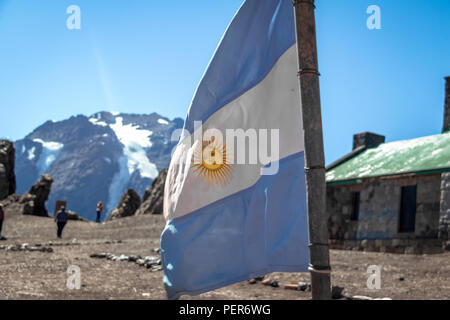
[0,207,449,300]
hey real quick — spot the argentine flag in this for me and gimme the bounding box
[162,0,309,299]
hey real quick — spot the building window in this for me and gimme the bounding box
[399,186,417,233]
[351,192,360,221]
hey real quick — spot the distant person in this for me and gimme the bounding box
[55,206,68,238]
[96,201,104,223]
[0,204,6,241]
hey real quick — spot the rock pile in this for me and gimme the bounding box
[282,281,311,292]
[43,239,121,247]
[262,278,279,288]
[90,249,162,272]
[249,278,393,300]
[0,140,16,200]
[135,169,167,215]
[331,285,345,299]
[0,243,53,253]
[21,174,53,217]
[109,189,141,220]
[46,240,81,247]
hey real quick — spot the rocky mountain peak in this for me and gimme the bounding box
[15,111,183,221]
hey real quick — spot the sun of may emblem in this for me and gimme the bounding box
[191,136,234,185]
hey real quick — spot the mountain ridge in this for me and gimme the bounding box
[15,111,183,221]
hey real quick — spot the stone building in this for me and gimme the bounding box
[325,77,450,254]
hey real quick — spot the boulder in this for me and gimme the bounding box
[109,189,141,220]
[67,210,84,221]
[21,174,53,217]
[135,169,167,215]
[0,140,16,200]
[331,285,345,299]
[296,282,309,291]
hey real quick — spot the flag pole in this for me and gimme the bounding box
[293,0,332,300]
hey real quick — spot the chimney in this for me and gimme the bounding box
[443,76,450,133]
[353,132,385,150]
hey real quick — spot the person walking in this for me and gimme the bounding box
[55,206,68,238]
[96,201,104,223]
[0,204,6,241]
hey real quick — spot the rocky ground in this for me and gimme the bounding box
[0,207,449,300]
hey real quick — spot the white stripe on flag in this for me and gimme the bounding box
[164,44,304,221]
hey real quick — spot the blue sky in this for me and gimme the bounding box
[0,0,449,164]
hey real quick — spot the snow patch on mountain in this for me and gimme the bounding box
[105,116,159,214]
[158,119,169,125]
[109,117,158,179]
[27,147,36,160]
[89,118,108,127]
[33,138,64,175]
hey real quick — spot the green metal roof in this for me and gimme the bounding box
[326,132,450,183]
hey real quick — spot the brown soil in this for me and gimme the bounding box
[0,207,449,300]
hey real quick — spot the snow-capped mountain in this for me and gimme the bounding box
[15,111,183,221]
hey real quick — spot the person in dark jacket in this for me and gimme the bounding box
[55,206,68,238]
[0,204,6,241]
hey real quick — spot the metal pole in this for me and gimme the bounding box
[293,0,332,300]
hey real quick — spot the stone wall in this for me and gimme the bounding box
[439,173,450,240]
[326,185,358,240]
[415,175,441,238]
[329,238,444,255]
[326,174,443,252]
[357,179,400,239]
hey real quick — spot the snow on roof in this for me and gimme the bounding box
[326,132,450,182]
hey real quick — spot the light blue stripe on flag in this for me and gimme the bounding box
[183,0,296,134]
[162,152,309,299]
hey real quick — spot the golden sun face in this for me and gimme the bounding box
[191,136,234,185]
